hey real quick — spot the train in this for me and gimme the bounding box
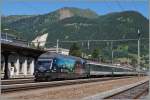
[34,52,138,81]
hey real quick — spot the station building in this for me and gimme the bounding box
[1,33,46,79]
[1,53,35,78]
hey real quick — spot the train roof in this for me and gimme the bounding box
[39,52,85,61]
[39,52,133,70]
[87,62,133,70]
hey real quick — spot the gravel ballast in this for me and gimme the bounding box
[2,76,149,100]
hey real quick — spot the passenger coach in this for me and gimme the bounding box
[87,62,136,76]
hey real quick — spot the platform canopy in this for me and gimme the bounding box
[1,43,46,58]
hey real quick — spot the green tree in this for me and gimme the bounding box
[92,48,100,59]
[130,58,137,67]
[69,43,81,57]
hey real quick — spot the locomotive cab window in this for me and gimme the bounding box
[37,60,52,70]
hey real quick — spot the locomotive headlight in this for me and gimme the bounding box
[38,66,46,72]
[46,70,50,72]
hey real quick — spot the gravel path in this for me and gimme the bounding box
[1,76,149,100]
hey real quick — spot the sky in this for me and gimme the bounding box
[2,0,149,18]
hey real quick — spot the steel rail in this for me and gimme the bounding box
[1,76,133,93]
[104,81,149,99]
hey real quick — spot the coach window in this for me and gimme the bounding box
[119,68,122,72]
[108,67,111,72]
[102,66,106,71]
[99,66,103,71]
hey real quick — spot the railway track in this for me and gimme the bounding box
[1,78,34,85]
[104,80,149,99]
[1,76,133,93]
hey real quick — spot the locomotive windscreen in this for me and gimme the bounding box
[37,59,52,72]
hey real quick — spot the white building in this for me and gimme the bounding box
[46,48,69,55]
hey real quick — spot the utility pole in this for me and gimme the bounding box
[6,32,8,41]
[111,41,114,64]
[87,40,90,49]
[82,42,84,47]
[137,29,141,72]
[111,41,114,77]
[56,39,59,53]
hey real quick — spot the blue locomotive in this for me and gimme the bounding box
[34,52,137,81]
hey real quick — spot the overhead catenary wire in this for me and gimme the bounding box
[30,38,148,44]
[59,38,148,43]
[104,0,113,12]
[131,0,139,10]
[116,0,124,11]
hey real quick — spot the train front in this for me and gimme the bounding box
[34,58,53,81]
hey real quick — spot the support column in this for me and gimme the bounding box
[2,62,5,73]
[8,61,12,78]
[23,59,27,75]
[30,59,34,75]
[15,58,19,75]
[3,53,10,79]
[34,57,38,74]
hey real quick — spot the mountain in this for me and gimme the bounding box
[1,15,34,24]
[1,15,35,36]
[57,7,99,20]
[1,7,99,39]
[1,8,149,57]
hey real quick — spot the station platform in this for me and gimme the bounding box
[1,75,34,80]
